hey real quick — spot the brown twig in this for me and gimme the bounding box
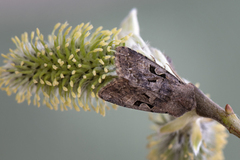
[193,84,240,138]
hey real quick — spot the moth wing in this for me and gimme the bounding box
[99,47,196,117]
[114,47,196,115]
[98,77,191,117]
[115,46,182,92]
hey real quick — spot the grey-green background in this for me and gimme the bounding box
[0,0,240,159]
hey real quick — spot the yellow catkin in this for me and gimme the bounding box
[0,22,127,116]
[99,40,108,46]
[50,99,58,111]
[72,58,76,62]
[43,92,50,98]
[37,102,40,108]
[10,53,16,58]
[54,95,59,104]
[195,83,200,88]
[93,48,103,52]
[95,26,103,32]
[69,54,74,60]
[105,105,110,110]
[60,104,64,111]
[98,78,102,83]
[46,101,53,110]
[63,105,68,111]
[71,91,76,98]
[45,81,52,86]
[70,81,74,87]
[95,105,100,113]
[52,65,58,70]
[102,74,106,79]
[40,79,45,84]
[107,46,111,52]
[77,86,81,94]
[104,55,111,59]
[74,32,81,39]
[84,41,90,45]
[111,104,118,110]
[104,67,108,73]
[65,43,69,48]
[60,96,66,103]
[99,59,104,65]
[92,70,96,76]
[36,28,40,37]
[60,73,64,78]
[91,92,95,97]
[90,101,96,111]
[66,38,71,42]
[64,26,72,36]
[77,99,83,108]
[103,36,110,41]
[53,79,59,86]
[63,86,68,92]
[83,104,89,111]
[100,107,106,117]
[53,103,58,111]
[53,36,57,41]
[1,53,9,59]
[73,100,80,112]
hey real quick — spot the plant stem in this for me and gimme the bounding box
[192,84,240,138]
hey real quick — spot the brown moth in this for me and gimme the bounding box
[98,47,197,117]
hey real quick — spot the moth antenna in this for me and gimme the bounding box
[166,63,185,83]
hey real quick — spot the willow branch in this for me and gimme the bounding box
[192,84,240,138]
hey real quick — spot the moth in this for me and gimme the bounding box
[98,47,197,117]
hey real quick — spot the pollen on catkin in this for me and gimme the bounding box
[0,22,128,116]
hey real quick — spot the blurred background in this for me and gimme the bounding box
[0,0,240,159]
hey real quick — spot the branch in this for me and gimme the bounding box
[193,84,240,138]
